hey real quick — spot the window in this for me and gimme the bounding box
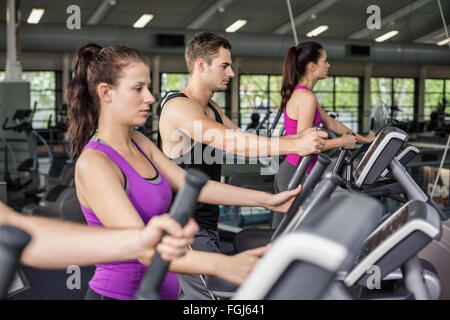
[23,72,56,129]
[314,77,334,107]
[393,78,415,122]
[316,76,360,132]
[371,77,416,122]
[239,75,360,134]
[239,74,283,135]
[160,73,189,94]
[160,72,226,112]
[0,71,56,129]
[371,77,392,107]
[425,79,450,120]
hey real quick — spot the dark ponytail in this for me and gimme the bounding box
[280,42,323,110]
[66,44,101,159]
[280,46,298,111]
[66,43,149,159]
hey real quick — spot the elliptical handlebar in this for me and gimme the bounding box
[327,130,337,140]
[282,173,347,236]
[2,117,11,131]
[332,132,356,176]
[31,101,37,116]
[255,108,271,132]
[2,107,34,132]
[287,126,328,190]
[287,155,313,191]
[268,109,283,138]
[272,153,332,241]
[136,169,209,300]
[0,225,31,299]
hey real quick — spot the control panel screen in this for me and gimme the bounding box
[349,205,409,270]
[354,130,385,181]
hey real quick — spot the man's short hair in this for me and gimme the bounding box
[185,32,232,74]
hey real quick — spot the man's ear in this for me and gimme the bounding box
[97,83,112,103]
[195,58,207,73]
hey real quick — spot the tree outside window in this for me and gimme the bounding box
[394,78,415,122]
[0,71,56,129]
[316,76,360,132]
[239,74,283,135]
[371,77,416,123]
[425,79,450,121]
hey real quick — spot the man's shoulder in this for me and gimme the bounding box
[161,94,204,121]
[162,92,196,111]
[161,92,190,109]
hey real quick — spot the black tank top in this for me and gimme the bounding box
[159,92,223,230]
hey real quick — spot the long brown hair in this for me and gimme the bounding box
[66,44,149,159]
[280,41,323,110]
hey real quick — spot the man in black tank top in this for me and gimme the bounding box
[160,92,224,232]
[158,32,327,299]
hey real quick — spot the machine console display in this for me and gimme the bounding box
[349,205,409,270]
[354,130,386,180]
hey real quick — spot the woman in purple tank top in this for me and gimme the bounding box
[273,42,375,227]
[66,44,303,300]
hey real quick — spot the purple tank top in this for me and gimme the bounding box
[79,138,178,300]
[284,85,322,173]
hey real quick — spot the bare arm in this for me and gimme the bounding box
[0,201,197,269]
[169,246,268,285]
[209,100,240,130]
[160,97,326,158]
[318,105,374,144]
[133,131,301,212]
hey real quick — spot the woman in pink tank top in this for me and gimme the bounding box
[66,44,303,300]
[273,42,375,227]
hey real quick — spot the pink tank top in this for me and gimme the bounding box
[284,85,322,173]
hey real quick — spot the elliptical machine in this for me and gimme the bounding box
[234,126,444,299]
[2,104,53,204]
[44,103,74,191]
[22,104,83,223]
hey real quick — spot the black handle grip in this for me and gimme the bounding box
[285,173,343,234]
[135,169,209,300]
[286,125,327,190]
[255,109,271,132]
[2,118,11,131]
[268,109,283,138]
[328,131,355,174]
[330,132,355,175]
[327,130,337,139]
[0,225,31,299]
[332,149,348,176]
[272,153,332,240]
[287,155,313,190]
